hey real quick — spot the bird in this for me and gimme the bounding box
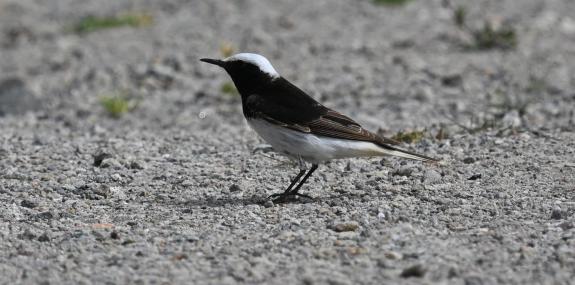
[200,53,438,203]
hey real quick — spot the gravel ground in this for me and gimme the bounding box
[1,0,575,284]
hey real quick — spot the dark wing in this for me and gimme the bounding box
[244,77,401,146]
[307,110,402,146]
[242,77,325,126]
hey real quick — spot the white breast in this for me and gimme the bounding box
[247,119,384,164]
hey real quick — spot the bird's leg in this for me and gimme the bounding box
[288,164,318,198]
[268,158,312,202]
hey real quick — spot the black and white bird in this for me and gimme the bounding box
[201,53,437,202]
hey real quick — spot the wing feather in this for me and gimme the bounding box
[244,92,438,161]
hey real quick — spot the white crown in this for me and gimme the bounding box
[225,53,279,78]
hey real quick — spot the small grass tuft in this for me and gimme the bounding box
[73,12,153,34]
[470,22,517,50]
[392,130,425,144]
[373,0,411,6]
[220,82,239,96]
[100,92,136,118]
[453,6,467,27]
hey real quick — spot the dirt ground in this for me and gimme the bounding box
[1,0,574,284]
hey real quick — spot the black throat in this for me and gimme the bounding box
[224,62,276,97]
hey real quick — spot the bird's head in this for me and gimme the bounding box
[200,53,279,94]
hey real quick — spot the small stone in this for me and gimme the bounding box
[393,167,413,177]
[551,207,563,220]
[346,246,366,255]
[89,185,110,199]
[20,199,38,209]
[468,174,482,180]
[332,222,359,232]
[424,170,442,183]
[111,173,122,181]
[385,251,402,260]
[129,160,145,170]
[263,200,274,208]
[93,151,112,167]
[110,231,120,239]
[441,74,462,87]
[559,221,574,230]
[38,232,50,242]
[36,211,54,220]
[400,264,426,278]
[448,267,459,278]
[229,184,242,192]
[463,157,475,164]
[100,158,122,169]
[19,229,36,240]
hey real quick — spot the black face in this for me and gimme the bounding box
[200,59,275,96]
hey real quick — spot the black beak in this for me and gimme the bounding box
[200,58,225,67]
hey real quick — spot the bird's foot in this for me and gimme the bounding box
[268,192,313,204]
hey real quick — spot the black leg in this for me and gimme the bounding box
[285,168,307,192]
[268,164,307,200]
[268,163,318,203]
[289,164,318,195]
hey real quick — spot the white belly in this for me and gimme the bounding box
[247,119,384,163]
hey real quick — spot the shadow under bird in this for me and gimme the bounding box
[201,53,438,203]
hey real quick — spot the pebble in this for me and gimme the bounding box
[93,152,111,167]
[19,229,36,240]
[110,231,120,239]
[129,160,145,170]
[111,173,122,181]
[423,170,442,183]
[463,157,476,164]
[400,264,426,278]
[38,232,50,242]
[384,251,402,260]
[559,221,574,230]
[393,167,413,177]
[229,184,242,192]
[377,212,386,220]
[468,174,482,180]
[551,207,563,220]
[101,158,122,169]
[20,199,38,209]
[332,222,359,232]
[36,211,54,220]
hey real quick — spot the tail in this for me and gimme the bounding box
[377,144,439,162]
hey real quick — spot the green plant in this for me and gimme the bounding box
[391,130,425,143]
[73,12,153,34]
[470,22,517,50]
[454,6,467,27]
[452,6,518,51]
[100,92,136,118]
